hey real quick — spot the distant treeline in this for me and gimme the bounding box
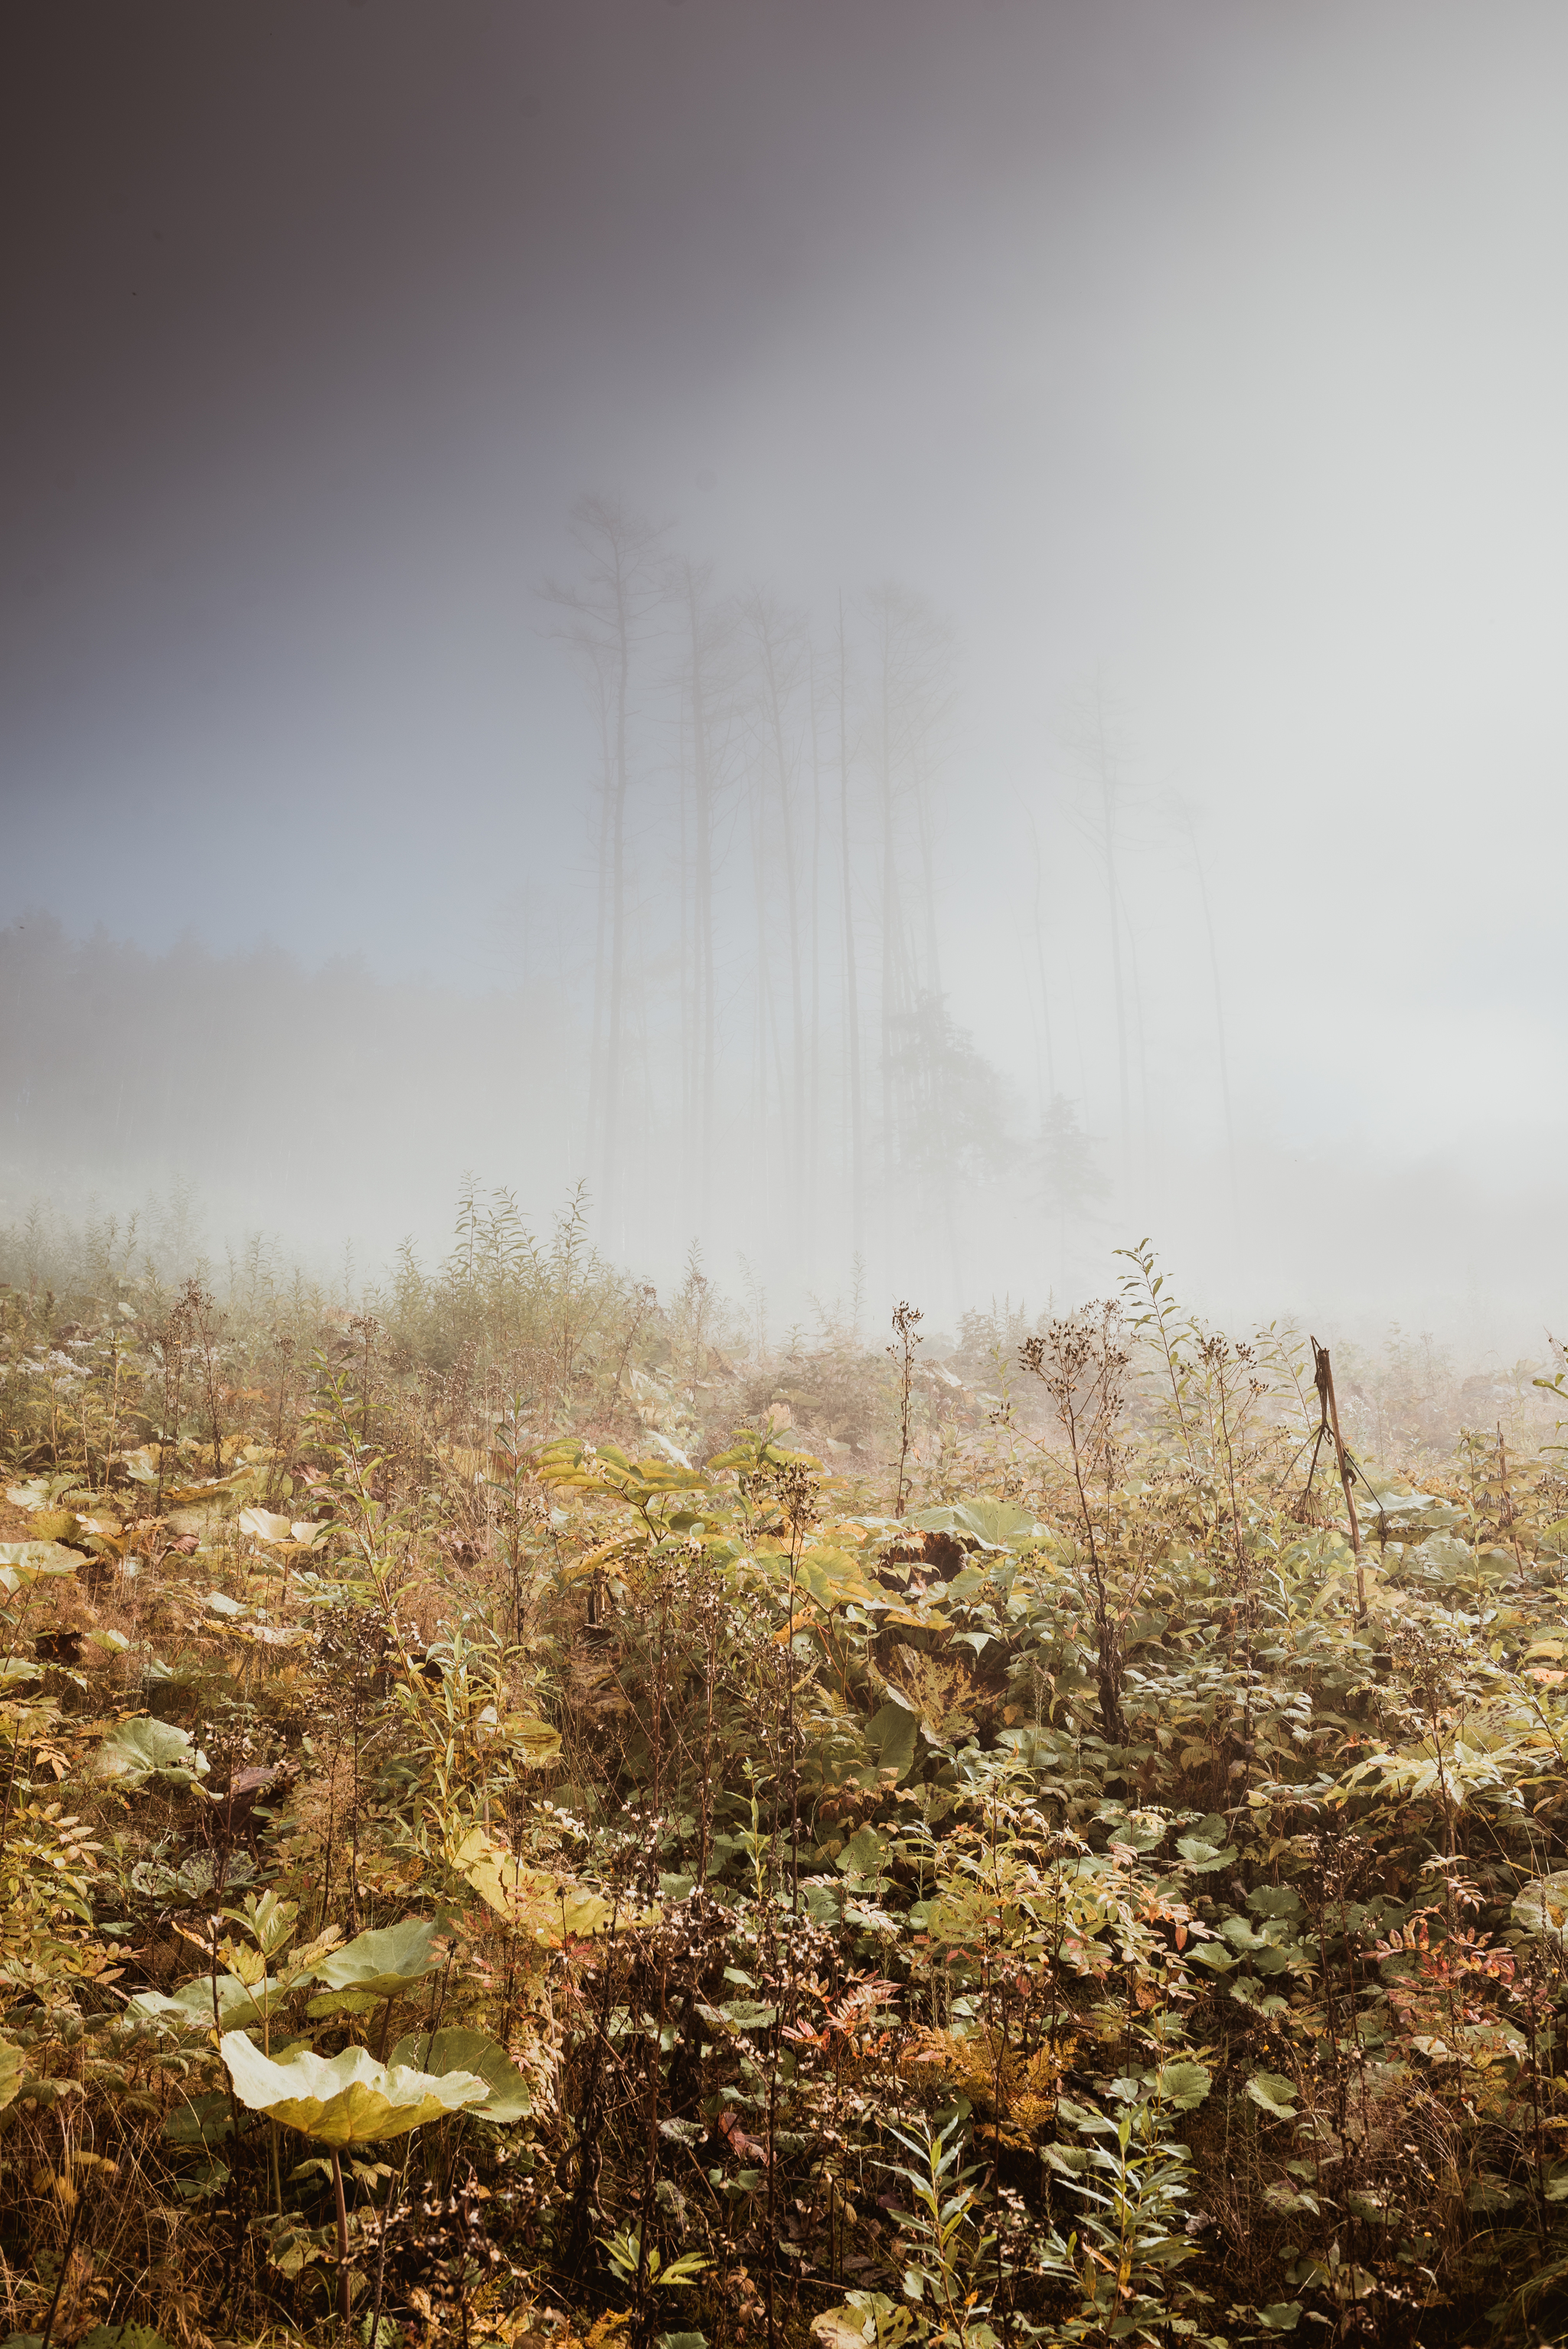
[0,914,582,1265]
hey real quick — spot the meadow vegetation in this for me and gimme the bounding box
[1,1192,1566,2348]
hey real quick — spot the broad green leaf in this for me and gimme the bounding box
[1056,2094,1113,2132]
[0,2040,22,2112]
[1185,1941,1236,1974]
[1248,1885,1302,1919]
[864,1700,917,1782]
[910,1498,1044,1550]
[388,2027,531,2123]
[93,1717,209,1790]
[308,1918,442,2000]
[719,2001,777,2031]
[797,1549,882,1612]
[1245,2070,1298,2120]
[126,1974,286,2031]
[220,2031,488,2145]
[1154,2060,1211,2111]
[1254,2308,1302,2334]
[162,2091,235,2146]
[1176,1835,1237,1872]
[837,1825,889,1878]
[78,2328,178,2349]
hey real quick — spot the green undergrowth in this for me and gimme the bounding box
[1,1235,1567,2347]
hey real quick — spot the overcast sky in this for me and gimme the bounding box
[4,1,1567,1331]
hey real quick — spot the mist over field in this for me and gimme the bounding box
[4,0,1567,1358]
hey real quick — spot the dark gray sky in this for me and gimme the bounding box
[5,1,1568,1326]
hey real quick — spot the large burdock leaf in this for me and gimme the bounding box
[306,1918,443,2004]
[237,1507,294,1544]
[909,1499,1045,1551]
[31,1508,84,1545]
[505,1714,563,1767]
[1176,1833,1236,1873]
[1245,2070,1298,2121]
[127,1974,285,2032]
[93,1717,209,1790]
[5,1478,54,1511]
[1154,2060,1212,2112]
[220,2032,488,2145]
[836,1825,890,1879]
[388,2027,531,2122]
[863,1700,917,1782]
[1513,1872,1568,1943]
[0,1540,83,1592]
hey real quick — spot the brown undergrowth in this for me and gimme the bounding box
[1,1226,1567,2346]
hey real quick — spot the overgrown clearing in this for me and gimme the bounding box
[4,1207,1568,2348]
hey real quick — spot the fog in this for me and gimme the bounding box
[3,1,1566,1352]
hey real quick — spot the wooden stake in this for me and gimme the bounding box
[1312,1339,1364,1619]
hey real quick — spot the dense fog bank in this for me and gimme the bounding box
[2,912,1560,1364]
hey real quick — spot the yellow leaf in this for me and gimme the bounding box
[449,1828,616,1944]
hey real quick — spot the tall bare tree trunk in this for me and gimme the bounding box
[747,750,791,1225]
[584,693,612,1191]
[743,594,808,1249]
[676,697,697,1224]
[913,736,943,1004]
[1025,807,1058,1107]
[1176,802,1240,1230]
[677,561,721,1232]
[874,596,903,1229]
[808,647,823,1269]
[1090,691,1132,1178]
[541,494,668,1243]
[838,600,864,1266]
[605,596,631,1240]
[1117,873,1154,1173]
